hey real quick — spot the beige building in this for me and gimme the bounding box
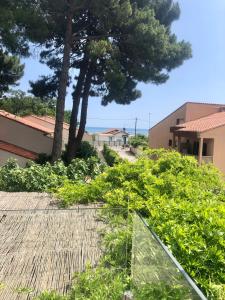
[0,111,92,166]
[23,115,92,145]
[149,102,225,173]
[0,111,53,166]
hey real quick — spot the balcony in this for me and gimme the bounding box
[201,156,213,164]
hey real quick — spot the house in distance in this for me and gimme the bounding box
[95,128,129,146]
[149,102,225,174]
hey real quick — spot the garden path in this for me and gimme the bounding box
[110,146,137,162]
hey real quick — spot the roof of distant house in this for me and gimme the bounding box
[100,128,129,136]
[0,140,38,160]
[0,111,53,135]
[23,115,70,130]
[175,111,225,133]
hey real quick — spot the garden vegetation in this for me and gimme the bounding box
[55,150,225,299]
[102,144,122,166]
[0,157,105,192]
[1,149,224,299]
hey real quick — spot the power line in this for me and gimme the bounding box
[86,117,149,122]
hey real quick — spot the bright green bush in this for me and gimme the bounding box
[37,291,67,300]
[56,150,225,298]
[0,158,105,192]
[102,144,122,166]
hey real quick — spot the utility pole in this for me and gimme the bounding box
[134,118,138,137]
[149,113,151,129]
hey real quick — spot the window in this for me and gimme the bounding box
[176,118,184,125]
[168,139,172,147]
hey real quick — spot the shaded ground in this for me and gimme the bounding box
[0,193,104,300]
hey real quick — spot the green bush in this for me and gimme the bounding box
[62,141,98,163]
[129,134,148,148]
[76,141,98,159]
[56,150,225,298]
[102,144,122,166]
[37,291,67,300]
[0,158,105,192]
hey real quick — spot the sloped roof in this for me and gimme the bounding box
[0,140,38,160]
[23,115,70,130]
[0,111,53,134]
[101,128,129,136]
[175,111,225,133]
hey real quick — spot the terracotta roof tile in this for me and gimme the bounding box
[23,115,70,130]
[175,111,225,133]
[0,111,53,134]
[0,140,38,160]
[101,128,129,136]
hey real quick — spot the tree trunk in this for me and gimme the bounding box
[51,8,73,162]
[66,63,88,163]
[73,68,92,156]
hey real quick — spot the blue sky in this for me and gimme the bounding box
[19,0,225,129]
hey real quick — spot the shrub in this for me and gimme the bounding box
[102,144,122,166]
[56,150,225,298]
[62,141,98,163]
[129,134,148,148]
[76,141,98,159]
[0,158,105,192]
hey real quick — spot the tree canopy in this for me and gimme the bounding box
[0,90,55,116]
[30,0,191,160]
[0,51,24,96]
[0,0,192,161]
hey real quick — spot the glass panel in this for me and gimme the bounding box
[131,213,207,300]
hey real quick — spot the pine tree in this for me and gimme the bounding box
[30,0,192,162]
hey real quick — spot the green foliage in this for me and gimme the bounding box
[62,141,99,164]
[0,90,56,116]
[129,134,148,148]
[133,283,191,300]
[37,291,67,300]
[64,110,72,124]
[70,266,129,300]
[76,141,98,159]
[29,75,58,100]
[0,158,105,192]
[0,51,24,96]
[56,150,225,298]
[102,144,122,166]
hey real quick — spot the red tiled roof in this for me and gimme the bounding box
[175,111,225,133]
[23,115,70,130]
[101,128,129,136]
[0,111,53,134]
[0,140,38,160]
